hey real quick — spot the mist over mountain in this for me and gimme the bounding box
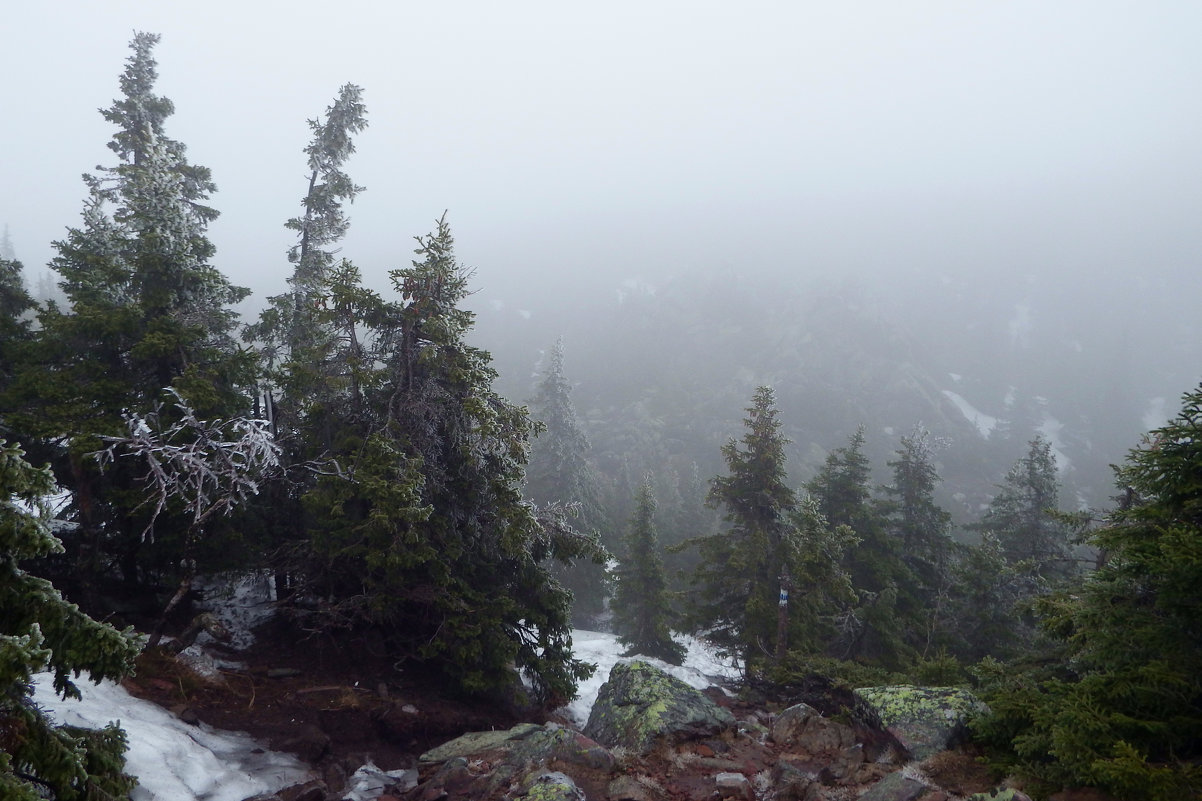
[471,260,1201,523]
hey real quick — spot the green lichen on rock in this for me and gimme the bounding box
[419,722,544,763]
[583,660,734,755]
[854,685,988,760]
[414,722,615,799]
[521,771,586,801]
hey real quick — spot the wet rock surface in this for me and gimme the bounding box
[582,660,735,754]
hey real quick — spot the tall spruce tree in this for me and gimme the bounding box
[0,258,34,420]
[880,425,953,654]
[4,32,253,590]
[240,86,370,592]
[294,216,604,703]
[527,338,610,624]
[691,387,853,673]
[806,427,919,668]
[0,226,15,261]
[976,435,1072,578]
[661,461,714,599]
[975,384,1202,800]
[245,83,368,442]
[0,441,140,801]
[613,478,685,664]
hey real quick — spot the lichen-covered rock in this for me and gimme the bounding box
[412,722,613,800]
[854,685,988,761]
[419,722,545,763]
[583,660,735,755]
[520,770,586,800]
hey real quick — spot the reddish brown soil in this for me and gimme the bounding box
[121,616,527,778]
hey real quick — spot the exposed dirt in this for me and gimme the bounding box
[122,615,528,782]
[121,616,1006,801]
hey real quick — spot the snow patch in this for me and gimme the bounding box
[942,391,999,439]
[1037,414,1071,473]
[31,674,310,801]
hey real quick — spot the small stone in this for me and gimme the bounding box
[715,771,753,801]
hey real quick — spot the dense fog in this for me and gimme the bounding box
[5,2,1200,510]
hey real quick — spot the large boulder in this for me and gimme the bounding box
[771,702,857,753]
[854,685,988,761]
[583,660,735,755]
[412,722,614,800]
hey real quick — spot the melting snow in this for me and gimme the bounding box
[942,390,1000,439]
[1036,415,1072,473]
[28,597,734,800]
[31,674,311,801]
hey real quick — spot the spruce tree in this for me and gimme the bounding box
[4,33,254,589]
[880,425,953,654]
[660,461,714,600]
[976,435,1072,578]
[245,83,369,443]
[691,387,853,673]
[0,441,140,801]
[806,427,918,668]
[976,384,1202,800]
[241,86,370,595]
[0,258,34,419]
[527,338,610,625]
[613,478,685,664]
[295,217,603,703]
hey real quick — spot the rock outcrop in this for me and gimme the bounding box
[582,660,735,754]
[854,685,988,761]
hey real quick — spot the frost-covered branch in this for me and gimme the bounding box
[94,388,281,542]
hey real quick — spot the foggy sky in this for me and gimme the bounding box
[4,1,1201,327]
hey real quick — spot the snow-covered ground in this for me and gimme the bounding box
[32,628,735,801]
[31,673,311,801]
[941,389,1000,439]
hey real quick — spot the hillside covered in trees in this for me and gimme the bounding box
[1,34,1200,801]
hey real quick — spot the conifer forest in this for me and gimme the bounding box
[2,22,1201,801]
